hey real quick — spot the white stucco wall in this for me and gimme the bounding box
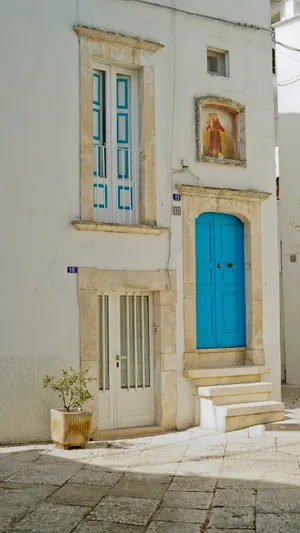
[0,0,279,442]
[275,16,300,385]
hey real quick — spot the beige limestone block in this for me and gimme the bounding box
[159,305,177,354]
[79,290,98,362]
[80,40,94,221]
[184,298,196,353]
[78,268,176,292]
[156,290,177,306]
[194,375,261,387]
[162,354,178,372]
[246,349,265,365]
[161,371,177,429]
[226,411,284,432]
[81,361,99,433]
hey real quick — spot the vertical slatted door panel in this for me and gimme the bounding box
[98,295,114,429]
[118,293,154,428]
[93,70,108,222]
[116,75,138,225]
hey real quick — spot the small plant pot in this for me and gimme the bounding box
[51,408,92,449]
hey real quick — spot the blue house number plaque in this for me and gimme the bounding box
[67,266,78,274]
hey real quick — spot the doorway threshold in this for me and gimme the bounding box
[92,425,167,441]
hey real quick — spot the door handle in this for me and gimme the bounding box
[227,263,233,268]
[217,264,222,268]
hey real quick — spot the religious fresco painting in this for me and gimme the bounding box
[195,97,246,165]
[202,107,234,160]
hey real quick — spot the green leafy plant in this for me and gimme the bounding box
[42,367,95,412]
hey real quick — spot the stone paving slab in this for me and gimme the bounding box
[146,522,201,533]
[0,503,29,533]
[123,472,172,484]
[89,452,139,470]
[49,483,110,507]
[208,508,255,529]
[256,513,300,533]
[169,475,216,492]
[110,479,169,499]
[177,457,223,477]
[74,522,144,533]
[6,459,83,486]
[153,507,207,524]
[256,487,300,513]
[161,489,212,509]
[0,482,57,506]
[88,496,160,525]
[213,488,256,508]
[207,530,255,533]
[127,462,179,476]
[69,466,123,486]
[13,502,90,532]
[184,445,225,459]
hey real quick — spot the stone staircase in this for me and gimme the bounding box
[185,365,285,432]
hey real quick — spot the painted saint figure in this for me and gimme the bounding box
[206,112,225,157]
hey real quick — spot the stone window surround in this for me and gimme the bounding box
[176,185,271,369]
[195,95,246,167]
[74,25,164,228]
[78,267,177,434]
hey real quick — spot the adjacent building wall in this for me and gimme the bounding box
[275,16,300,384]
[0,0,279,442]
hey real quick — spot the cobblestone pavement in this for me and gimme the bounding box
[2,386,300,533]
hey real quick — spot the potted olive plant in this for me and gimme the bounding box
[43,367,95,449]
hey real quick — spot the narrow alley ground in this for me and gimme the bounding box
[1,385,300,533]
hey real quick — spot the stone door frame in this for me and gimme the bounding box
[176,185,270,368]
[78,268,177,434]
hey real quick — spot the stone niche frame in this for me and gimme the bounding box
[78,268,177,434]
[74,25,164,226]
[195,95,246,167]
[176,185,270,369]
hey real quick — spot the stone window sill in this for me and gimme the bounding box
[72,221,169,235]
[200,156,247,168]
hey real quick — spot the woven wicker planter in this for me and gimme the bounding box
[51,408,92,449]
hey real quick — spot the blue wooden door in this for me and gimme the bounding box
[195,213,246,349]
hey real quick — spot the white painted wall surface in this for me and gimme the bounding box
[0,0,279,442]
[275,17,300,385]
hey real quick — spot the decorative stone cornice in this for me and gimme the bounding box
[195,95,245,114]
[176,185,271,203]
[74,25,164,53]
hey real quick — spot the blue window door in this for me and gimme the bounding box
[195,213,246,349]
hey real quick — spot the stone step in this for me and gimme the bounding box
[199,399,285,432]
[197,382,272,405]
[186,365,270,386]
[185,348,246,369]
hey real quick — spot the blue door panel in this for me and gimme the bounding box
[195,213,246,349]
[195,214,216,348]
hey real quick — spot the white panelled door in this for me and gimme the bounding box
[98,292,155,430]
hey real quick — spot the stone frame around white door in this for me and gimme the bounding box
[78,268,177,436]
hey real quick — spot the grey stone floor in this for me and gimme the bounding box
[2,385,300,533]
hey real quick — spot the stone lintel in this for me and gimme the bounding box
[176,184,271,203]
[74,25,164,53]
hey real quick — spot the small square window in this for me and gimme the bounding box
[207,48,228,77]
